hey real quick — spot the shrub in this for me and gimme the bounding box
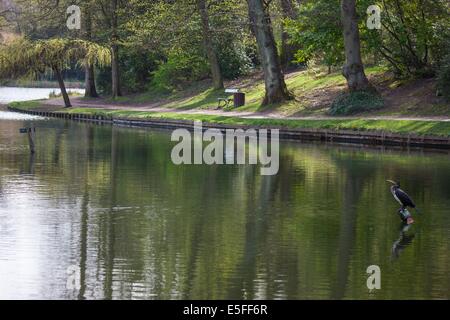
[437,54,450,101]
[329,90,384,115]
[150,51,209,93]
[95,49,161,95]
[216,38,254,80]
[120,50,161,93]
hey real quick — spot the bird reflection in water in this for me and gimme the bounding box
[391,222,416,260]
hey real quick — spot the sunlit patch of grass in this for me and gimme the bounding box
[8,100,43,110]
[8,64,448,137]
[71,66,388,116]
[48,90,82,99]
[164,88,224,110]
[59,108,450,136]
[9,93,450,136]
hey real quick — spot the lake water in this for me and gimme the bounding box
[0,111,449,300]
[0,87,85,104]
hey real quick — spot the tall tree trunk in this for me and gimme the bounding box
[280,0,298,70]
[111,44,121,98]
[340,0,370,91]
[111,0,121,98]
[85,64,98,98]
[84,7,98,98]
[248,0,292,105]
[54,66,71,108]
[198,0,224,90]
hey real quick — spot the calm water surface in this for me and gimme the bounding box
[0,111,449,300]
[0,87,84,104]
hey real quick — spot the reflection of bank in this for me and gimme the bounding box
[391,223,415,260]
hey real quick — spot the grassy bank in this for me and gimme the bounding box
[91,66,450,118]
[86,66,384,115]
[8,101,450,137]
[6,64,450,137]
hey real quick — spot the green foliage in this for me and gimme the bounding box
[208,0,256,79]
[150,50,209,93]
[216,38,254,80]
[286,0,449,80]
[0,37,111,80]
[12,0,70,39]
[436,33,450,101]
[285,0,344,68]
[96,48,163,94]
[376,0,450,78]
[126,0,254,86]
[48,89,81,99]
[3,0,450,103]
[329,90,385,115]
[437,54,450,101]
[120,51,160,93]
[285,0,379,69]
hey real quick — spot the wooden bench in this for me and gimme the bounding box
[217,88,242,108]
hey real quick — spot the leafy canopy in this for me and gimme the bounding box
[0,37,111,80]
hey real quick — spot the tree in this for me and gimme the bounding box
[0,38,111,107]
[285,0,345,73]
[0,2,14,31]
[13,0,69,39]
[340,0,370,91]
[97,0,124,98]
[126,0,251,91]
[279,0,299,69]
[82,1,99,98]
[110,0,121,98]
[197,0,224,89]
[247,0,292,105]
[376,0,450,77]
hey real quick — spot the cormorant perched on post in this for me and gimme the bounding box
[387,180,416,224]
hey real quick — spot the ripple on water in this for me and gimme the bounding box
[0,116,449,300]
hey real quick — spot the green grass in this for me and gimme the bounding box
[106,66,386,115]
[10,102,448,136]
[199,66,384,114]
[329,90,385,115]
[7,64,449,137]
[8,100,43,110]
[36,64,448,117]
[135,114,450,136]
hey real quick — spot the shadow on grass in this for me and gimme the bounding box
[174,89,228,111]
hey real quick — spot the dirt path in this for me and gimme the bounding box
[45,96,450,122]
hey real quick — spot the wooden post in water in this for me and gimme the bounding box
[27,128,36,154]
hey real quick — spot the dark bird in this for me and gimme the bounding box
[387,180,417,224]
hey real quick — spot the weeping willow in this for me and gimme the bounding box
[0,37,111,107]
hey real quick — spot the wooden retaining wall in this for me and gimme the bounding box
[7,106,450,149]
